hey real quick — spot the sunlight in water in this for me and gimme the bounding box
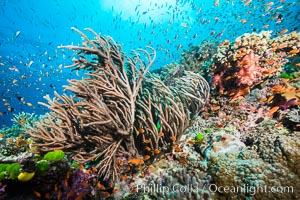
[99,0,192,23]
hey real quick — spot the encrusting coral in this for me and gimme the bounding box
[27,27,210,183]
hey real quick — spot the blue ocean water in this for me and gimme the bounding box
[0,0,299,127]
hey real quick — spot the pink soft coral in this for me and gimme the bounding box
[238,50,260,86]
[212,72,225,94]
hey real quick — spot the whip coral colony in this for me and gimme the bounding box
[27,27,210,182]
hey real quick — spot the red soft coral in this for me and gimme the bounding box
[238,50,260,86]
[212,72,225,94]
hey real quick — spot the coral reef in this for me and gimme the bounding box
[1,29,299,199]
[0,112,37,159]
[27,27,210,183]
[158,40,218,82]
[0,112,39,142]
[209,149,300,199]
[180,40,218,77]
[142,162,211,200]
[286,106,300,123]
[211,31,299,101]
[0,150,98,200]
[178,106,300,199]
[156,62,184,84]
[11,112,38,129]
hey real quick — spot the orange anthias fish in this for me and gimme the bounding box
[288,49,300,55]
[33,191,41,198]
[143,155,151,160]
[214,0,220,6]
[128,158,144,165]
[268,106,279,116]
[181,23,188,28]
[244,0,252,6]
[240,19,247,23]
[152,149,160,155]
[170,136,176,141]
[97,182,106,190]
[279,29,288,34]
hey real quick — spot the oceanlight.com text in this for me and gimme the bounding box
[209,184,294,195]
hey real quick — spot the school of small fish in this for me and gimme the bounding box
[0,0,299,127]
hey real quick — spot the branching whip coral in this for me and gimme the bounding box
[27,27,210,182]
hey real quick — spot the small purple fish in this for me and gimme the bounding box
[286,98,297,107]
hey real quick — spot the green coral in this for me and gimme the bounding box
[0,171,5,180]
[43,150,65,162]
[0,164,9,180]
[279,73,293,79]
[0,150,68,182]
[204,128,212,133]
[6,163,20,179]
[36,160,51,175]
[0,163,21,180]
[71,161,79,168]
[0,163,8,172]
[195,133,205,142]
